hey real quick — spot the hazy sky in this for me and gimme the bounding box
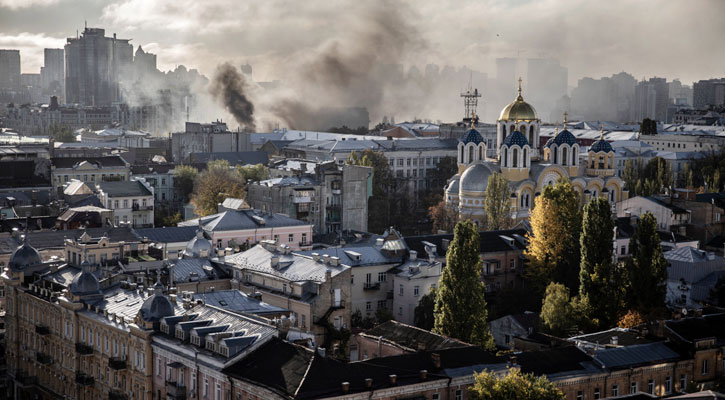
[1,0,724,87]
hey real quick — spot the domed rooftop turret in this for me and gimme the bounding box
[139,277,174,323]
[460,163,494,193]
[184,220,213,258]
[69,250,101,297]
[8,221,42,272]
[461,113,484,144]
[590,126,613,153]
[499,78,539,121]
[502,131,529,147]
[546,129,577,147]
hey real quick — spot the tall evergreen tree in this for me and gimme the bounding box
[525,178,582,293]
[624,212,668,315]
[485,172,513,230]
[579,197,620,328]
[434,220,495,349]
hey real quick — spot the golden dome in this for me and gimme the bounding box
[498,78,539,121]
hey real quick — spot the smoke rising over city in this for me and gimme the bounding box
[210,63,256,131]
[1,0,725,128]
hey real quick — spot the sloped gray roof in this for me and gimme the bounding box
[180,210,309,232]
[171,258,227,282]
[135,226,198,243]
[593,342,680,369]
[98,180,152,197]
[295,245,402,267]
[193,290,287,315]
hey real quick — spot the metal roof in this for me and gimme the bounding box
[593,342,680,369]
[193,290,287,315]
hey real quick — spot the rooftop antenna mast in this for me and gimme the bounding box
[460,72,481,124]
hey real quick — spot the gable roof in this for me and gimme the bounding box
[360,320,468,352]
[97,180,152,197]
[11,227,141,252]
[180,209,309,231]
[134,226,198,244]
[51,155,128,169]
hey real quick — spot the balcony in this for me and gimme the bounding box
[132,204,154,211]
[75,343,93,355]
[167,381,187,400]
[109,389,129,400]
[35,325,50,335]
[75,372,94,386]
[331,299,345,310]
[363,282,381,291]
[109,357,126,370]
[292,195,313,203]
[35,352,53,365]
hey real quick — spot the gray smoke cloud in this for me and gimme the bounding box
[209,63,256,131]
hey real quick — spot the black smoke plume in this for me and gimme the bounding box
[210,63,256,130]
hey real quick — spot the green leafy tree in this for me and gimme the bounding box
[579,197,621,328]
[429,200,457,233]
[428,156,458,191]
[174,165,198,203]
[235,163,268,183]
[413,288,436,330]
[640,118,657,135]
[348,150,393,234]
[622,159,639,195]
[485,172,512,230]
[434,220,494,349]
[525,178,582,293]
[624,212,667,315]
[540,282,575,336]
[190,160,245,216]
[49,124,76,142]
[469,368,564,400]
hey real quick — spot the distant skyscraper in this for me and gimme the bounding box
[693,78,725,109]
[526,58,567,120]
[496,57,517,91]
[41,48,64,102]
[0,49,21,91]
[633,77,668,122]
[65,27,133,106]
[134,46,157,77]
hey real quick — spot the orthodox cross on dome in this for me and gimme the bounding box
[517,77,523,99]
[563,111,568,129]
[600,123,605,140]
[470,111,476,129]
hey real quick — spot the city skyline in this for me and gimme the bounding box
[1,0,724,87]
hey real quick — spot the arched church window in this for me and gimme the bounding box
[526,194,530,208]
[553,147,558,164]
[479,146,483,161]
[513,148,518,168]
[503,149,508,167]
[598,155,605,169]
[459,147,464,163]
[609,189,616,202]
[502,125,507,137]
[469,146,474,164]
[523,148,528,166]
[529,125,535,144]
[520,194,524,208]
[572,147,577,165]
[562,147,568,166]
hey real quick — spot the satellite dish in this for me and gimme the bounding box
[682,308,688,316]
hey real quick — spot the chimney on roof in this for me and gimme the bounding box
[388,375,397,385]
[312,252,320,262]
[409,250,417,261]
[270,256,279,268]
[365,378,373,389]
[318,347,326,357]
[431,353,441,369]
[610,336,619,346]
[341,382,350,393]
[419,370,428,380]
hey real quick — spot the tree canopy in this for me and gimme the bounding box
[469,368,564,400]
[485,171,512,230]
[49,124,76,142]
[434,220,495,349]
[525,178,582,293]
[413,287,436,331]
[190,160,245,216]
[579,197,621,329]
[540,282,575,336]
[640,118,657,135]
[174,165,198,203]
[623,212,667,316]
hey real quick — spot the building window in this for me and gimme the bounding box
[366,302,372,311]
[630,382,637,394]
[621,246,626,255]
[432,394,440,400]
[301,233,307,245]
[594,388,600,399]
[414,285,420,297]
[399,284,403,295]
[274,234,279,242]
[680,374,687,390]
[612,385,619,397]
[215,383,221,400]
[301,315,306,328]
[648,379,654,394]
[377,272,386,282]
[576,391,583,400]
[398,306,403,316]
[455,389,462,400]
[204,379,208,397]
[377,300,386,310]
[665,376,672,394]
[703,359,709,375]
[289,234,294,243]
